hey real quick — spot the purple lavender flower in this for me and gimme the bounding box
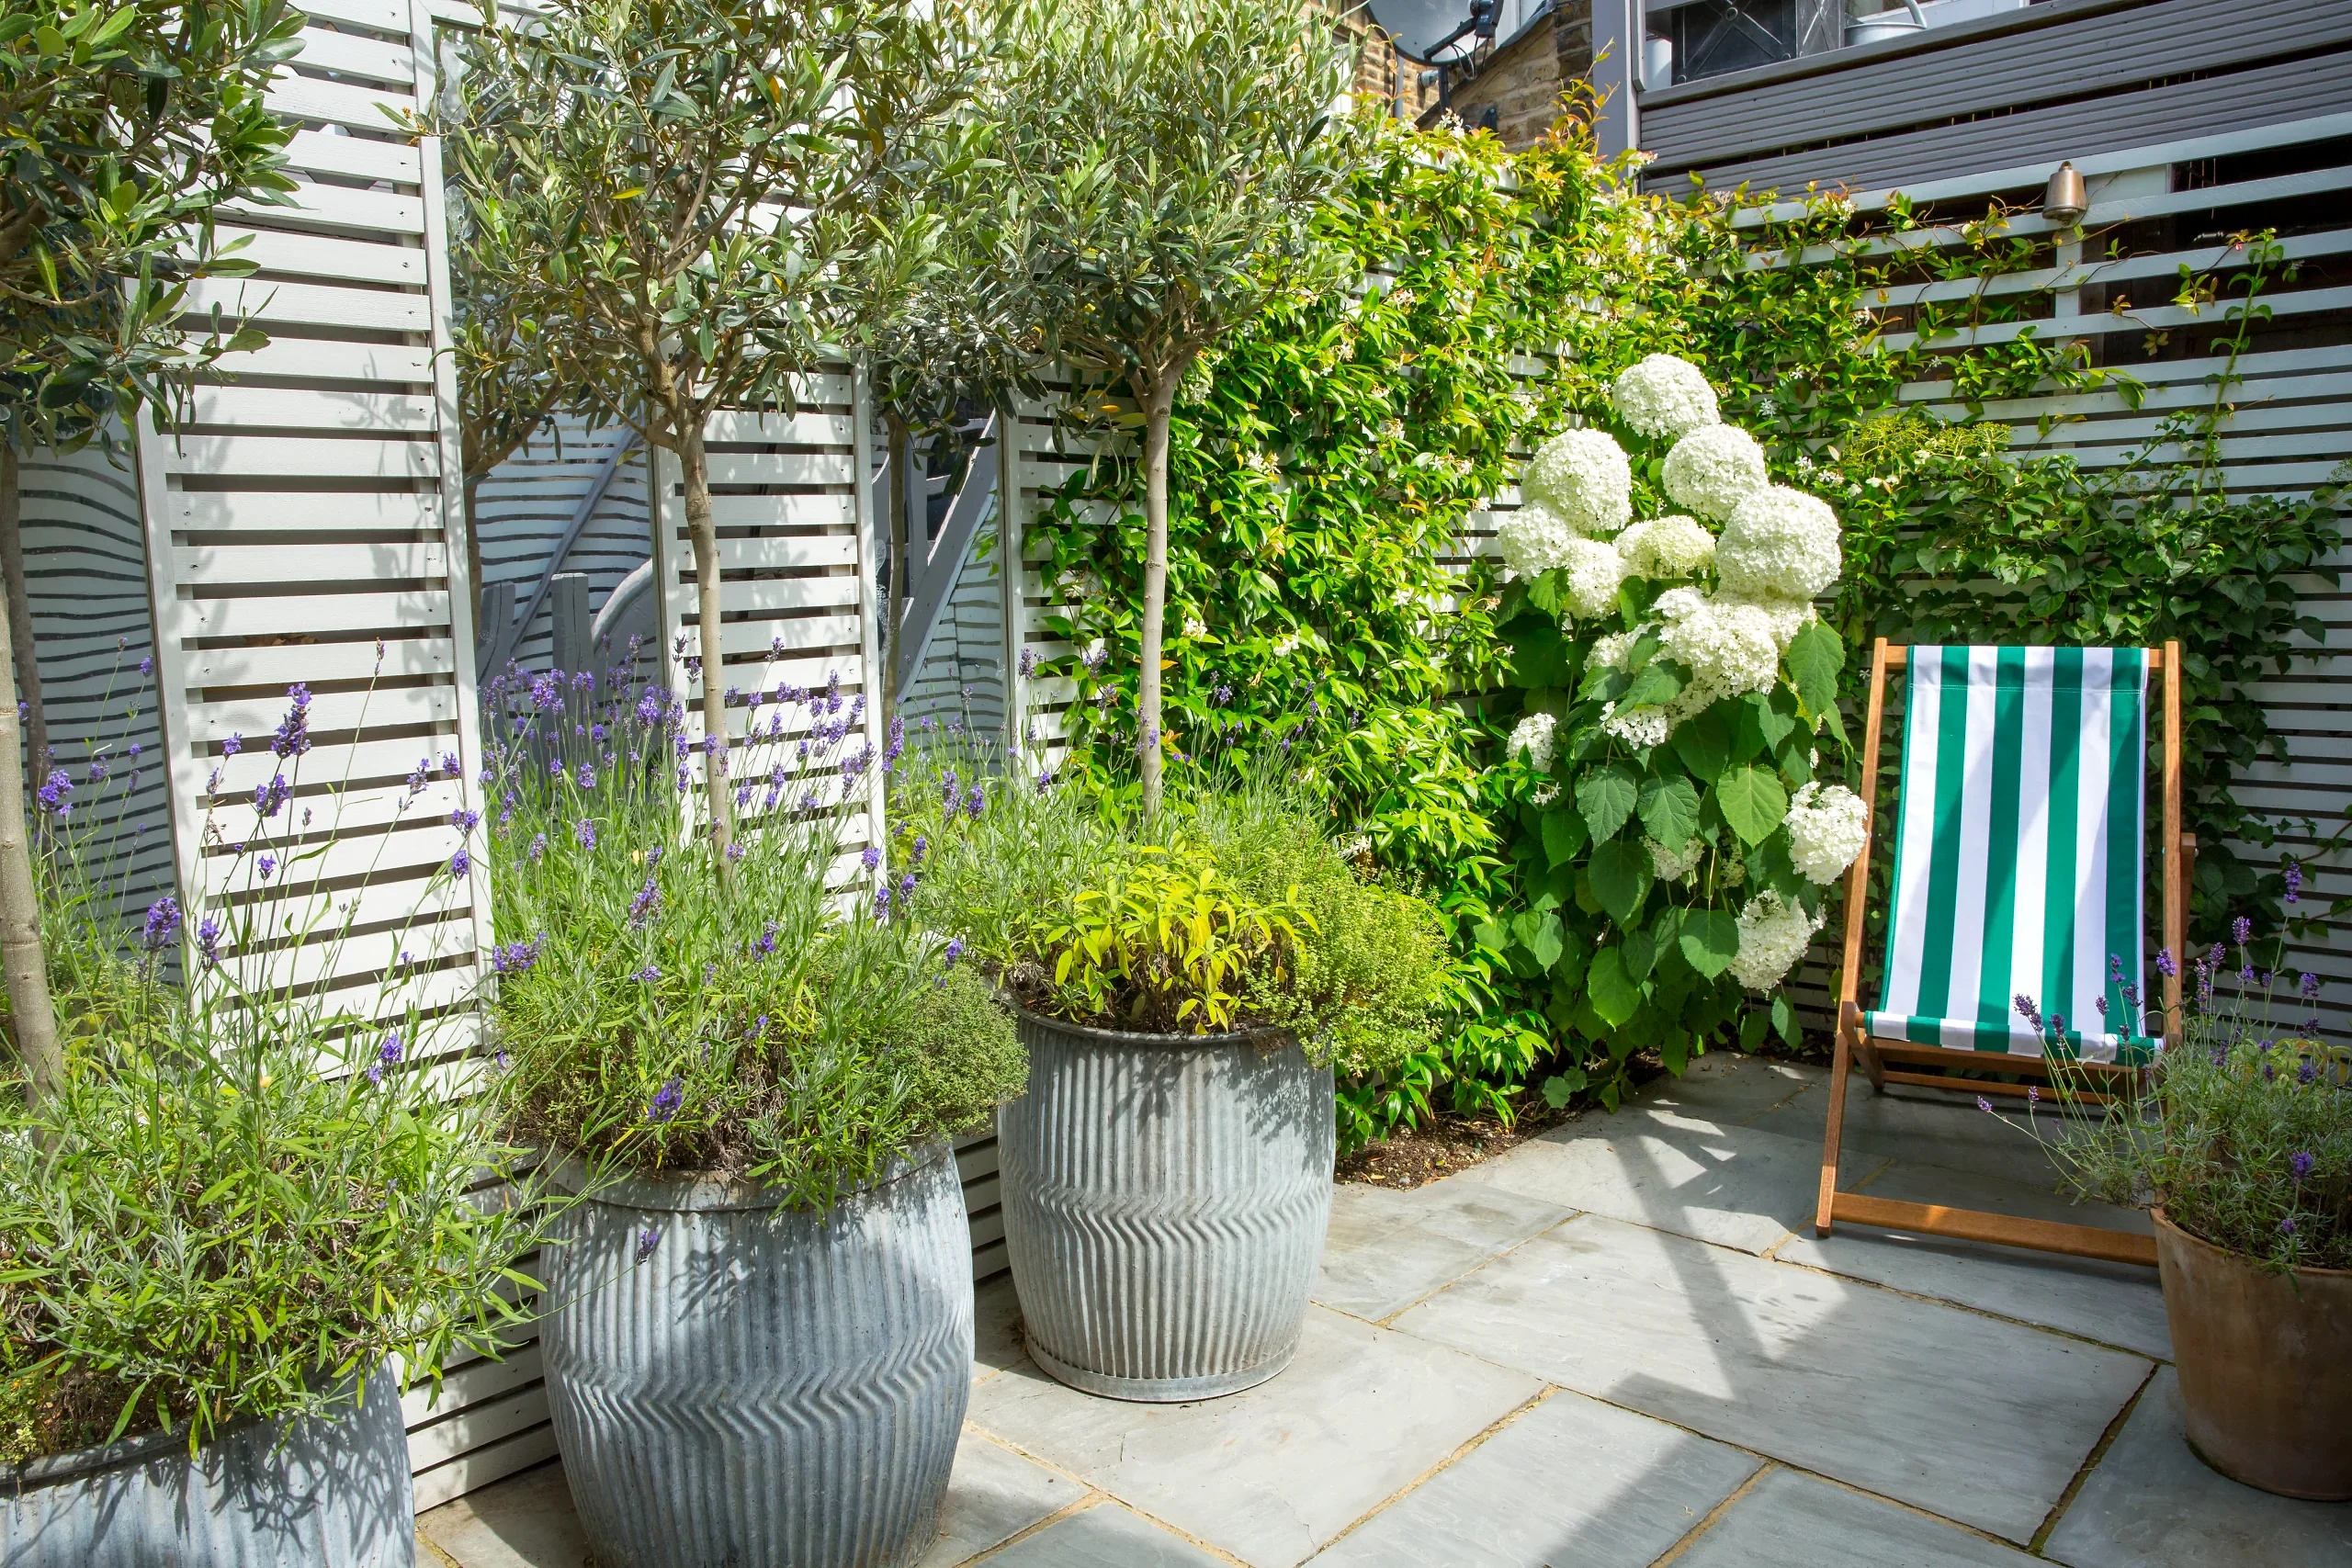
[2290,1151,2316,1182]
[2094,996,2109,1019]
[450,849,472,878]
[2013,994,2042,1028]
[635,1226,662,1262]
[2280,1216,2298,1236]
[752,920,778,960]
[2300,1059,2320,1087]
[36,769,70,814]
[944,936,966,967]
[196,915,222,966]
[627,874,661,930]
[138,654,153,677]
[2232,914,2252,945]
[2284,858,2304,904]
[527,832,547,863]
[898,871,917,904]
[861,844,882,872]
[141,896,180,953]
[221,733,243,759]
[450,807,481,833]
[2048,1013,2065,1037]
[634,962,661,984]
[1976,1096,1994,1113]
[379,1031,404,1066]
[574,818,597,852]
[2301,972,2321,999]
[1018,647,1036,678]
[910,834,928,866]
[873,885,892,921]
[257,854,276,881]
[492,938,542,976]
[2154,947,2178,978]
[530,672,560,709]
[965,785,985,819]
[272,684,312,759]
[646,1077,682,1122]
[577,761,596,790]
[254,773,290,820]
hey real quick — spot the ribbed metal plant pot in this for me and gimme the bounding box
[0,1363,413,1566]
[539,1141,972,1568]
[1001,1008,1335,1402]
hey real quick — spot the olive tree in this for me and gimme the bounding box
[0,0,300,1097]
[450,0,977,861]
[989,0,1354,817]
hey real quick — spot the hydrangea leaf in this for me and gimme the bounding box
[1541,807,1589,868]
[1784,621,1844,719]
[1679,908,1738,978]
[1670,706,1733,779]
[1510,909,1565,971]
[1637,773,1701,847]
[1589,835,1654,924]
[1577,761,1642,843]
[1619,660,1684,711]
[1586,944,1645,1028]
[1715,764,1788,846]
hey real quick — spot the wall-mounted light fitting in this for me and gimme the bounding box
[2043,161,2087,226]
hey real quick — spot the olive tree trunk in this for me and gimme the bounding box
[0,447,61,1101]
[882,409,911,728]
[0,446,45,781]
[1135,361,1187,823]
[676,421,735,863]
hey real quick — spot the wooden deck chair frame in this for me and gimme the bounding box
[1815,637,2190,1269]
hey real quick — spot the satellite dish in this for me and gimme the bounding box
[1360,0,1494,62]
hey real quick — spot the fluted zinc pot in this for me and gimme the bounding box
[0,1364,413,1567]
[1001,1008,1335,1402]
[539,1141,972,1568]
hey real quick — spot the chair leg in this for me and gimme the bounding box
[1817,1014,1857,1236]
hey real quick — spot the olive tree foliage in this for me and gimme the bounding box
[986,0,1355,817]
[0,0,300,1100]
[447,0,984,863]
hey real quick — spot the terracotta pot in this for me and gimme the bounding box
[2152,1207,2352,1499]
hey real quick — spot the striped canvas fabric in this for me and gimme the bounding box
[1863,647,2157,1065]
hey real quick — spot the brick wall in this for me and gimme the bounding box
[1316,0,1442,121]
[1422,0,1593,149]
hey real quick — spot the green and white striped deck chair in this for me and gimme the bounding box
[1815,640,2188,1268]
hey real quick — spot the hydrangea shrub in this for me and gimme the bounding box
[1492,355,1866,1100]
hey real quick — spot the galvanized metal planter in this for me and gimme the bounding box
[0,1364,414,1567]
[539,1141,973,1568]
[1001,1009,1335,1402]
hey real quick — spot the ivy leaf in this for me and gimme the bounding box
[1510,910,1564,972]
[1588,836,1654,924]
[1636,773,1701,847]
[1541,807,1589,868]
[1784,622,1844,719]
[1670,706,1732,780]
[1587,945,1644,1029]
[1715,765,1789,846]
[1577,762,1641,843]
[1679,908,1739,977]
[1619,660,1684,712]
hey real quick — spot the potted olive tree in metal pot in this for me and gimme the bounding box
[484,658,1026,1568]
[1,685,547,1565]
[2033,926,2350,1499]
[907,741,1450,1400]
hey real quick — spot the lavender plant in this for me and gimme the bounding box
[481,646,1024,1212]
[1,673,549,1462]
[2022,927,2351,1273]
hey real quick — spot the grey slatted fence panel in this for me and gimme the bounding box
[474,417,652,673]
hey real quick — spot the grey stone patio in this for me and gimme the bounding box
[416,1055,2351,1568]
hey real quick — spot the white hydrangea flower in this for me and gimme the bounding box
[1647,836,1705,883]
[1721,590,1817,652]
[1507,711,1558,772]
[1611,354,1721,439]
[1615,513,1717,580]
[1729,890,1822,992]
[1523,427,1633,537]
[1589,629,1639,671]
[1559,536,1628,619]
[1783,781,1869,885]
[1494,502,1577,580]
[1602,701,1671,750]
[1658,594,1781,701]
[1662,423,1770,522]
[1717,486,1843,602]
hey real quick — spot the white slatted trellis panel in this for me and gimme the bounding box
[18,443,175,919]
[474,418,652,673]
[126,0,525,1510]
[646,369,887,879]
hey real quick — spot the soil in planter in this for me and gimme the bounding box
[0,1360,153,1466]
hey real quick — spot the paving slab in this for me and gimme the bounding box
[1304,1387,1759,1568]
[1749,1077,2063,1189]
[967,1305,1543,1568]
[2043,1367,2352,1568]
[976,1274,1026,1384]
[976,1501,1229,1567]
[1776,1159,2170,1360]
[1317,1179,1575,1321]
[1672,1467,2043,1568]
[1450,1113,1867,1255]
[1631,1052,1822,1124]
[922,1432,1090,1567]
[1391,1213,2149,1544]
[417,1461,589,1568]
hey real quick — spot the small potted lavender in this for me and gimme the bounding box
[2028,924,2349,1499]
[482,650,1024,1568]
